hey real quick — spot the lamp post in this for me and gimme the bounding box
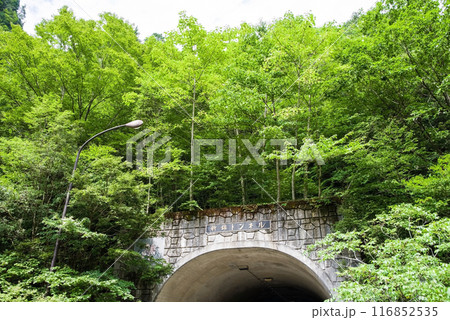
[49,120,144,271]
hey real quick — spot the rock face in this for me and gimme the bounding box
[135,200,342,302]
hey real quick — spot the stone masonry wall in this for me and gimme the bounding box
[133,200,341,301]
[162,200,340,285]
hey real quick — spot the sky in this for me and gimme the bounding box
[21,0,378,39]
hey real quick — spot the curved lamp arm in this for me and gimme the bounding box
[50,120,143,271]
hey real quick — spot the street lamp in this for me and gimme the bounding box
[50,120,144,271]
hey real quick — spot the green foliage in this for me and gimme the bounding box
[0,0,448,302]
[0,0,24,30]
[311,207,450,302]
[0,251,135,301]
[405,154,450,216]
[0,10,170,301]
[109,248,173,286]
[310,157,450,301]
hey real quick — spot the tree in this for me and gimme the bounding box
[138,12,226,210]
[0,10,171,301]
[0,0,25,31]
[266,13,339,200]
[310,155,450,301]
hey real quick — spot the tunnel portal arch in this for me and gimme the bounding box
[155,241,333,302]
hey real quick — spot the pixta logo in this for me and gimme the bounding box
[126,130,171,173]
[193,138,324,166]
[127,133,324,170]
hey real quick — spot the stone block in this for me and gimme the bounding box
[220,232,233,237]
[326,270,337,282]
[256,232,267,241]
[278,229,288,241]
[284,220,300,229]
[170,229,181,238]
[182,247,192,254]
[298,229,308,240]
[200,235,207,247]
[169,257,177,264]
[293,209,303,220]
[215,235,225,243]
[314,227,322,239]
[167,249,181,257]
[183,232,195,240]
[193,237,202,247]
[189,220,198,228]
[237,232,246,241]
[302,223,313,230]
[321,225,329,237]
[287,229,297,237]
[263,233,273,242]
[284,211,295,221]
[311,218,320,228]
[271,230,279,241]
[308,250,318,260]
[286,240,301,248]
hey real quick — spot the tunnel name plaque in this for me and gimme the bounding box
[206,220,271,234]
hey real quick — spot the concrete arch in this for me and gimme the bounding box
[155,241,333,302]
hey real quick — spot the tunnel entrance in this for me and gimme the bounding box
[155,247,331,302]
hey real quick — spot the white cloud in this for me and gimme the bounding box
[20,0,377,39]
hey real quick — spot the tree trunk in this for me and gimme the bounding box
[303,162,308,199]
[292,74,302,201]
[276,158,281,202]
[318,165,322,198]
[307,94,311,134]
[189,78,196,205]
[304,94,311,199]
[261,102,267,200]
[291,163,296,200]
[240,175,246,205]
[146,175,152,215]
[235,128,246,205]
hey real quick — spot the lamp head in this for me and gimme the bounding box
[125,120,143,129]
